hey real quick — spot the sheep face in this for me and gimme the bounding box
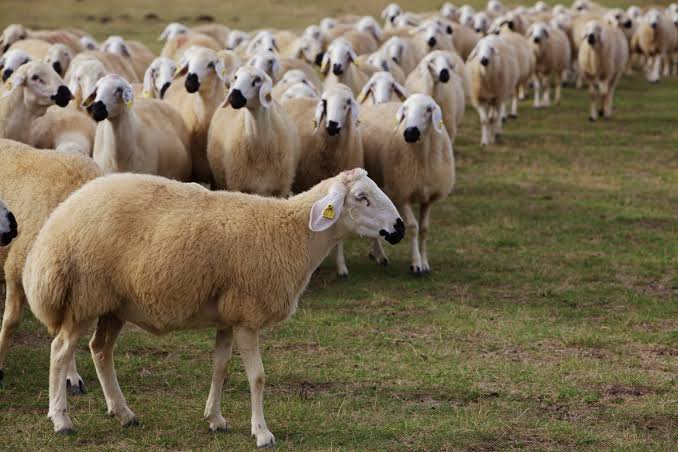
[582,21,603,46]
[533,1,549,13]
[528,22,550,46]
[412,20,445,48]
[472,13,490,35]
[381,3,402,25]
[143,57,176,99]
[356,16,383,42]
[67,59,107,106]
[82,74,133,122]
[295,34,324,66]
[3,61,72,108]
[459,6,476,27]
[0,200,18,247]
[101,36,131,58]
[280,69,315,91]
[0,49,31,82]
[314,84,358,136]
[80,35,98,50]
[422,51,455,84]
[320,18,338,34]
[487,0,504,15]
[382,37,406,66]
[175,46,225,94]
[0,24,28,54]
[573,0,591,12]
[281,82,317,102]
[158,23,188,41]
[393,13,421,28]
[357,71,406,104]
[441,3,459,21]
[226,30,249,50]
[645,10,662,30]
[44,44,72,76]
[473,39,497,68]
[246,31,278,57]
[606,9,633,30]
[247,50,281,81]
[225,66,272,110]
[396,93,443,143]
[321,39,356,76]
[309,169,404,245]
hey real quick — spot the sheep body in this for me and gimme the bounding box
[528,22,572,107]
[30,106,96,156]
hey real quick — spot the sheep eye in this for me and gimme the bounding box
[252,76,261,86]
[31,74,39,81]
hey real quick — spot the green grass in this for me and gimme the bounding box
[1,0,677,450]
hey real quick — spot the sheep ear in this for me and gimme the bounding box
[213,59,227,81]
[121,44,131,58]
[394,103,405,130]
[272,59,281,80]
[393,82,408,101]
[468,48,477,60]
[2,72,25,98]
[313,98,325,133]
[348,48,357,63]
[122,85,134,108]
[143,66,155,96]
[356,80,373,104]
[309,186,346,232]
[544,28,549,38]
[0,57,4,71]
[271,38,279,52]
[259,74,273,108]
[372,27,383,42]
[431,103,443,134]
[173,60,188,79]
[320,52,330,74]
[158,27,170,41]
[82,87,97,107]
[350,96,359,125]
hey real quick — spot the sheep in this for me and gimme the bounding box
[284,84,364,276]
[0,24,84,57]
[0,139,100,390]
[356,51,407,83]
[158,22,189,41]
[409,19,455,60]
[248,49,323,89]
[84,74,191,180]
[322,38,369,95]
[578,20,629,121]
[5,38,51,61]
[226,30,251,51]
[139,57,176,99]
[527,21,572,107]
[466,36,519,145]
[44,44,73,77]
[244,30,279,57]
[0,49,31,82]
[192,24,232,47]
[271,69,317,102]
[405,50,466,143]
[165,46,229,183]
[441,3,459,21]
[22,168,403,445]
[357,71,408,105]
[67,51,139,83]
[280,82,318,102]
[632,10,678,82]
[0,61,73,143]
[473,12,491,35]
[450,22,481,60]
[487,0,505,17]
[101,36,155,82]
[80,35,98,51]
[327,17,382,55]
[283,25,326,67]
[0,199,17,247]
[207,65,299,196]
[160,29,221,62]
[382,3,403,28]
[360,94,454,274]
[29,106,96,156]
[380,36,419,74]
[65,57,109,110]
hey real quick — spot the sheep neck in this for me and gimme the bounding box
[193,73,224,119]
[106,108,142,172]
[0,88,46,142]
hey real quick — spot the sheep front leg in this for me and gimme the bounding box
[49,325,84,434]
[65,355,86,395]
[477,105,490,146]
[369,239,389,266]
[335,242,348,277]
[597,81,608,118]
[204,328,234,432]
[542,75,551,107]
[661,53,670,77]
[89,315,137,427]
[401,204,423,275]
[648,55,661,82]
[418,202,432,273]
[235,328,275,448]
[554,73,562,105]
[533,75,542,108]
[0,279,24,385]
[510,91,518,119]
[588,82,598,121]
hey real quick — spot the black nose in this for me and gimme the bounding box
[475,28,482,33]
[380,218,405,245]
[439,68,449,83]
[404,126,420,143]
[160,81,171,99]
[390,16,396,24]
[87,100,108,121]
[2,68,12,82]
[326,120,341,136]
[314,52,324,66]
[52,61,62,75]
[587,34,596,45]
[651,22,657,29]
[228,88,247,109]
[0,211,18,246]
[51,85,72,107]
[624,20,632,28]
[446,25,453,34]
[427,36,437,47]
[534,37,540,44]
[332,63,343,75]
[185,72,200,93]
[480,57,489,66]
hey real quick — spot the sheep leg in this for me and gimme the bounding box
[0,279,25,385]
[204,328,234,433]
[510,92,518,119]
[588,82,598,121]
[648,55,661,83]
[401,204,423,275]
[603,81,617,118]
[369,239,389,266]
[418,202,432,273]
[597,81,608,118]
[335,242,349,277]
[518,83,526,101]
[554,73,562,105]
[477,105,490,146]
[543,75,551,107]
[533,76,542,108]
[661,53,670,77]
[235,328,275,448]
[89,315,137,427]
[48,324,84,434]
[65,355,86,395]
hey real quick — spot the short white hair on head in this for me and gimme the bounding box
[158,22,188,41]
[396,93,444,138]
[357,71,407,104]
[0,48,31,80]
[281,82,317,102]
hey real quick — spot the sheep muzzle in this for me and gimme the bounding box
[439,68,450,83]
[185,72,200,93]
[404,126,420,143]
[380,218,405,245]
[228,89,247,109]
[160,81,171,99]
[332,63,343,75]
[0,211,17,246]
[51,85,73,108]
[427,36,437,47]
[87,100,108,121]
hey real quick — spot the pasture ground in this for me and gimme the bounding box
[0,0,676,450]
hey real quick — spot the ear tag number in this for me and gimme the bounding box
[322,204,335,219]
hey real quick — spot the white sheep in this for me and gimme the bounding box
[245,30,279,57]
[360,94,454,273]
[140,57,176,99]
[359,51,406,83]
[271,69,317,102]
[632,9,678,82]
[322,38,369,95]
[441,3,459,21]
[44,44,73,77]
[0,139,100,391]
[84,74,191,180]
[101,35,155,82]
[192,24,232,47]
[473,12,491,35]
[160,27,222,62]
[207,65,299,196]
[409,19,455,60]
[280,82,318,102]
[158,22,189,41]
[357,71,408,105]
[382,3,403,27]
[226,30,251,51]
[0,199,17,247]
[65,57,109,110]
[66,50,139,83]
[283,25,325,67]
[0,24,83,59]
[23,168,404,446]
[247,49,323,89]
[29,105,96,156]
[380,36,419,74]
[527,21,572,108]
[0,49,31,82]
[79,35,98,51]
[578,20,629,120]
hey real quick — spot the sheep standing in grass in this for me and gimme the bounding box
[322,38,369,95]
[527,21,572,108]
[410,20,456,61]
[632,9,677,82]
[578,20,628,121]
[357,71,408,105]
[0,199,17,247]
[84,75,191,180]
[248,49,323,88]
[207,66,299,196]
[283,25,326,67]
[360,94,454,274]
[358,52,407,83]
[0,139,100,390]
[23,169,404,446]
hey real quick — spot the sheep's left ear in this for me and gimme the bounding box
[309,185,346,232]
[82,86,97,107]
[212,59,227,81]
[431,103,443,133]
[393,81,408,101]
[2,72,25,97]
[320,52,330,74]
[259,74,273,108]
[122,85,134,108]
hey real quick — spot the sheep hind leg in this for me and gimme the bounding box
[89,315,137,427]
[236,327,275,448]
[204,328,234,433]
[401,204,423,275]
[418,202,432,273]
[49,323,85,434]
[0,279,25,386]
[369,239,389,266]
[477,106,490,146]
[533,76,542,108]
[65,355,86,395]
[335,242,348,277]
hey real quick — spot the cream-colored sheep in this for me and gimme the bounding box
[23,168,403,445]
[165,46,229,183]
[360,94,454,273]
[0,49,31,82]
[473,12,491,35]
[405,50,466,143]
[357,71,408,104]
[0,139,100,390]
[101,36,155,82]
[29,106,96,156]
[160,29,221,62]
[284,84,364,276]
[244,30,280,57]
[192,24,231,47]
[4,38,50,61]
[207,65,299,196]
[282,25,326,67]
[280,82,318,103]
[578,20,629,120]
[67,51,139,83]
[65,57,109,110]
[380,36,419,74]
[0,62,73,143]
[327,16,383,55]
[140,57,176,99]
[271,69,317,102]
[0,24,84,58]
[527,21,572,107]
[80,35,98,51]
[382,3,403,28]
[322,38,369,95]
[248,49,323,89]
[410,19,455,60]
[632,9,677,82]
[84,75,191,180]
[226,30,251,51]
[358,51,407,83]
[43,44,73,77]
[466,36,519,145]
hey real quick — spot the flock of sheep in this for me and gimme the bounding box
[0,0,676,447]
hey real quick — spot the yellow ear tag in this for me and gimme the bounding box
[142,90,151,98]
[438,120,444,129]
[125,99,133,108]
[6,81,12,90]
[322,204,335,219]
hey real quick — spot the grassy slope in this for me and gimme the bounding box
[1,0,677,450]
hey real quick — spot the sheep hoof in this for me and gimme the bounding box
[123,417,140,428]
[509,114,517,119]
[410,265,423,276]
[209,425,228,433]
[588,116,596,122]
[337,269,349,278]
[597,109,604,117]
[56,428,75,435]
[66,378,87,395]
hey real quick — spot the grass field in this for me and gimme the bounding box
[1,0,677,450]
